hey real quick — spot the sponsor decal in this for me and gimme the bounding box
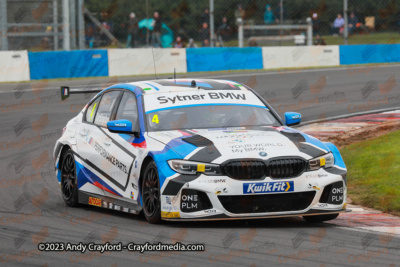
[166,196,172,205]
[305,173,328,179]
[122,207,129,213]
[88,197,101,207]
[161,211,180,218]
[215,187,228,194]
[161,205,179,212]
[198,179,226,183]
[130,192,134,199]
[108,203,113,209]
[180,189,203,212]
[243,181,294,194]
[230,143,283,153]
[223,130,248,133]
[204,209,217,214]
[114,205,121,211]
[181,194,198,210]
[93,141,128,174]
[157,92,246,105]
[328,182,344,204]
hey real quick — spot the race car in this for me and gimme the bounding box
[54,79,348,224]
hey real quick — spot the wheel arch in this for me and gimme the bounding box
[138,155,155,204]
[57,145,73,170]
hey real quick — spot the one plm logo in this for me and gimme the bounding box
[243,181,294,194]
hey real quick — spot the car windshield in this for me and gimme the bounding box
[145,105,279,131]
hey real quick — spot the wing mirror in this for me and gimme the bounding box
[107,120,139,137]
[284,112,301,126]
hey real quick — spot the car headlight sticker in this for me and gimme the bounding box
[168,160,222,176]
[308,152,334,171]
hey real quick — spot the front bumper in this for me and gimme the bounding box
[160,167,347,221]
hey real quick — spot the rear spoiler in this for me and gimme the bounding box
[61,86,102,101]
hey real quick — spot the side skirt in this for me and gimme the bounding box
[78,191,142,215]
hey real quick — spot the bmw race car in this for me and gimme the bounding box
[54,79,348,223]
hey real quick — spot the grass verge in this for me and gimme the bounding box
[340,130,400,216]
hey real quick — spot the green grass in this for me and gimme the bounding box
[340,130,400,215]
[323,32,400,45]
[226,32,400,47]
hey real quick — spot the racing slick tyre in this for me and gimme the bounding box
[61,149,79,207]
[142,161,162,224]
[303,213,339,223]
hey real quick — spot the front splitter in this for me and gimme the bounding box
[162,208,351,221]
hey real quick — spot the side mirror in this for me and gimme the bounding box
[107,119,139,136]
[284,112,301,126]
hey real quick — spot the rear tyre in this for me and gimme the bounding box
[303,213,339,223]
[61,150,79,207]
[142,161,162,224]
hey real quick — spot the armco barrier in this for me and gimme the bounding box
[262,46,340,69]
[339,44,400,65]
[186,47,263,72]
[0,51,30,82]
[108,48,186,77]
[28,50,108,80]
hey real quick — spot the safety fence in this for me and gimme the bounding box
[1,44,400,82]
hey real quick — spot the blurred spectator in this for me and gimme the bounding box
[174,36,184,48]
[264,4,274,25]
[217,17,232,44]
[201,8,210,25]
[203,39,210,47]
[332,14,344,35]
[274,2,287,23]
[126,12,138,48]
[314,34,326,45]
[312,13,320,35]
[348,12,359,34]
[199,22,210,47]
[248,39,258,47]
[100,17,112,46]
[152,11,162,47]
[187,38,198,48]
[99,11,113,46]
[235,4,245,25]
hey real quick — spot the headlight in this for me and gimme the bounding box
[308,152,334,171]
[167,160,222,175]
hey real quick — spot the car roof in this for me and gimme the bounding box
[126,79,251,95]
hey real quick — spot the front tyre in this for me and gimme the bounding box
[303,213,339,223]
[142,161,161,224]
[61,150,79,207]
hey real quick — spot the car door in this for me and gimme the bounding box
[105,91,141,202]
[76,90,125,197]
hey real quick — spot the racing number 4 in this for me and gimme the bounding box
[152,114,159,124]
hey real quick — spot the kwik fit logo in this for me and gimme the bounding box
[243,181,294,194]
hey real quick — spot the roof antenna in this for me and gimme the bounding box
[151,47,158,79]
[174,68,176,83]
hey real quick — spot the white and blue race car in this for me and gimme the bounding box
[54,79,348,223]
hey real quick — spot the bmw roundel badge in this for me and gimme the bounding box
[259,152,267,157]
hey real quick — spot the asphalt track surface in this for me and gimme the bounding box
[0,65,400,266]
